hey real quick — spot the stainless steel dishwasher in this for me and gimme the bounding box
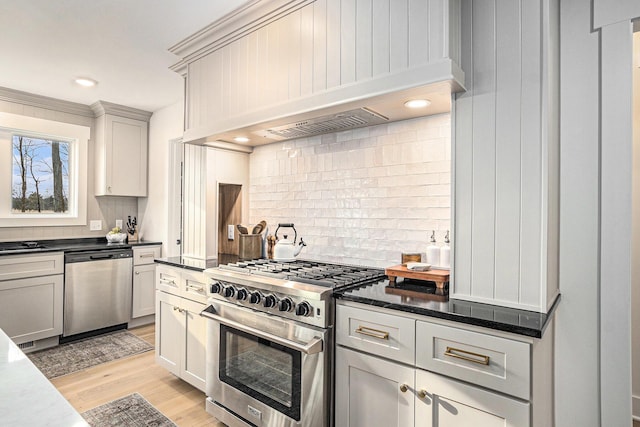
[63,248,133,337]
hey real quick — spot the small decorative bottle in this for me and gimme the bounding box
[426,230,440,267]
[440,230,451,268]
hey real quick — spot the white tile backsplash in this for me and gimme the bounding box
[250,114,452,268]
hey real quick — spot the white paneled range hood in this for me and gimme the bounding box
[170,0,465,147]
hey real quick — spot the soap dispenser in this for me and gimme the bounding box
[440,230,451,268]
[426,230,440,267]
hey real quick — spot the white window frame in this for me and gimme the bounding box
[0,112,89,227]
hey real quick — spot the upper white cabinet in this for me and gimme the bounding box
[453,0,560,312]
[91,101,152,197]
[169,0,464,144]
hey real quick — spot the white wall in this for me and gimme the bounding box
[249,114,451,268]
[138,100,183,257]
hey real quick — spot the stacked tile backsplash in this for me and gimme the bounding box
[249,114,451,268]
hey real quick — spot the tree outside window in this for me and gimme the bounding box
[11,135,69,214]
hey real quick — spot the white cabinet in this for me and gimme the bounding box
[155,263,208,392]
[0,253,64,345]
[156,291,207,391]
[335,346,415,427]
[132,245,161,319]
[335,302,554,427]
[91,101,152,197]
[415,370,529,427]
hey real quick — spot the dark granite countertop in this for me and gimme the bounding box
[334,279,560,338]
[155,256,221,272]
[0,238,161,256]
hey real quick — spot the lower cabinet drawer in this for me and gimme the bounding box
[336,304,415,365]
[416,321,530,400]
[133,245,161,266]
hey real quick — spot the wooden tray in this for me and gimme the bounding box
[385,265,450,289]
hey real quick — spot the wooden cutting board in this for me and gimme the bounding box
[385,265,450,289]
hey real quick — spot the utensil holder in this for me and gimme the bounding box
[239,234,262,260]
[127,230,138,242]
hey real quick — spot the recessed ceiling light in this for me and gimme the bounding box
[404,99,431,109]
[75,77,98,87]
[234,136,250,143]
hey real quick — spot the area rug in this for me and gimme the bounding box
[81,393,176,427]
[28,330,153,379]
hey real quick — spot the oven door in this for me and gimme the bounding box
[201,301,329,427]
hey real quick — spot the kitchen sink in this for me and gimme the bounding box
[0,241,48,252]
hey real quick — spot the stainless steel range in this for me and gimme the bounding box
[202,259,385,427]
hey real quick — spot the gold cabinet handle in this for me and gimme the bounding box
[140,253,155,258]
[444,346,490,365]
[160,278,177,286]
[399,384,409,393]
[355,326,389,340]
[418,389,428,399]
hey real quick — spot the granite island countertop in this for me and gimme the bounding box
[0,328,88,426]
[334,279,560,338]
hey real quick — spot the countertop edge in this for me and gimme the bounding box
[335,292,560,339]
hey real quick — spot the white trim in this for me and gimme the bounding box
[0,86,93,118]
[90,100,152,122]
[0,112,89,227]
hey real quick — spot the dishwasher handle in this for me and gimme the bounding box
[90,254,115,260]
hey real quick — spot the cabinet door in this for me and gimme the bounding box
[132,264,156,318]
[335,346,414,427]
[181,298,207,392]
[0,274,63,344]
[102,114,148,196]
[415,369,530,427]
[155,291,183,376]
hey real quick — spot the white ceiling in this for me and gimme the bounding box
[0,0,249,113]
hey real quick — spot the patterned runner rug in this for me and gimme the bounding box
[28,330,153,379]
[81,393,176,427]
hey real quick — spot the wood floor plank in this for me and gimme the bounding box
[51,324,224,427]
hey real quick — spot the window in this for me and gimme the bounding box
[0,112,89,227]
[11,135,70,214]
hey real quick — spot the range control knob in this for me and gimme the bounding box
[222,285,236,298]
[210,281,222,294]
[236,288,248,301]
[295,301,312,317]
[263,294,278,308]
[278,297,294,312]
[249,291,262,305]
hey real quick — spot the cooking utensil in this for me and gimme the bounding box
[251,220,266,235]
[236,224,248,234]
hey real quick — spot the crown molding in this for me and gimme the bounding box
[0,86,94,118]
[90,100,153,122]
[169,0,314,70]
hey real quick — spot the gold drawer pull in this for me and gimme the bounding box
[444,346,490,365]
[355,326,389,340]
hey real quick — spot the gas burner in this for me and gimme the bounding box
[206,259,386,328]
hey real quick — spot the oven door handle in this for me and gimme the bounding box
[200,305,324,355]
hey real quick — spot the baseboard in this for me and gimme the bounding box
[128,314,155,329]
[633,395,640,420]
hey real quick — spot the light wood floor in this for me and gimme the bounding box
[51,324,224,427]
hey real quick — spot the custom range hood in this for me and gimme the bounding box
[171,0,465,148]
[199,80,460,148]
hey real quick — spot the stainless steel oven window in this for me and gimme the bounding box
[219,324,302,421]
